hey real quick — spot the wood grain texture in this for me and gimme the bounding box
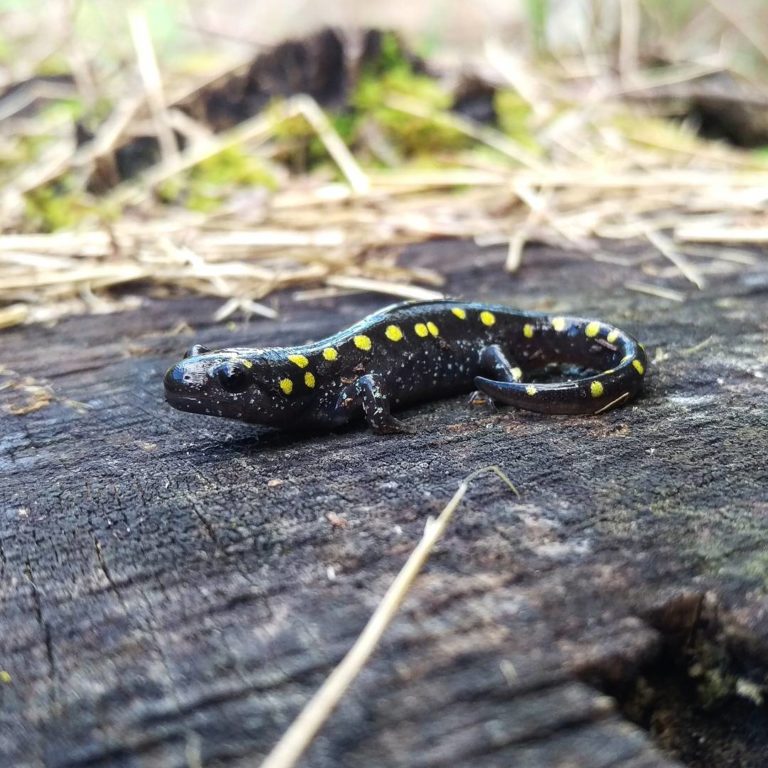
[2,240,767,767]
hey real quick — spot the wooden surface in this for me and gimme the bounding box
[2,240,768,767]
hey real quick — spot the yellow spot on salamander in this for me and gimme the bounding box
[385,324,403,342]
[606,329,620,344]
[511,367,522,381]
[480,310,496,327]
[323,347,338,361]
[523,323,534,339]
[451,307,467,319]
[279,378,293,395]
[304,371,316,388]
[241,359,253,368]
[526,384,537,396]
[288,354,309,368]
[552,317,566,332]
[427,321,439,336]
[590,380,604,398]
[585,321,600,338]
[0,670,11,684]
[414,323,429,338]
[354,334,372,351]
[632,359,645,375]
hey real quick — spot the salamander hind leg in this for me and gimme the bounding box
[479,344,523,383]
[334,374,413,434]
[469,344,523,410]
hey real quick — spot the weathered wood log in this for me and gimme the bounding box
[2,240,767,767]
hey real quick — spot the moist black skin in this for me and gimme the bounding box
[164,300,647,433]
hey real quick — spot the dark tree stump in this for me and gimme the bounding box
[2,240,767,767]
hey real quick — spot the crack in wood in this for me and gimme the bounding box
[23,559,58,709]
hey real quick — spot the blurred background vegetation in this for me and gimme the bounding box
[1,0,767,328]
[5,0,768,75]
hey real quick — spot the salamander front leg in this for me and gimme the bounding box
[334,374,412,434]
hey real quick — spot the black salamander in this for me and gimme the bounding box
[164,300,647,433]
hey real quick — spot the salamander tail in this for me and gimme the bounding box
[474,339,647,415]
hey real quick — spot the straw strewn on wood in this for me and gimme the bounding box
[2,23,767,330]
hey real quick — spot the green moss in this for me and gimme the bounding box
[330,111,357,144]
[269,107,311,144]
[265,107,318,173]
[493,90,541,153]
[352,69,465,159]
[354,67,451,114]
[22,177,120,232]
[366,31,416,77]
[40,97,87,123]
[157,146,277,212]
[34,55,72,77]
[24,176,88,231]
[192,146,276,187]
[3,135,46,170]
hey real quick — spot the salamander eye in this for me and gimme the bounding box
[214,361,252,393]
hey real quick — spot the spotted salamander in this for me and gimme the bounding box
[164,300,647,433]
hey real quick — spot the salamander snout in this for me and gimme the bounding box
[164,360,202,407]
[164,361,187,394]
[164,356,215,409]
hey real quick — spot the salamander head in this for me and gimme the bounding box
[164,347,309,426]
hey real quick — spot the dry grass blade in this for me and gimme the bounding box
[128,9,178,164]
[0,304,30,330]
[523,170,768,189]
[708,0,768,65]
[213,298,278,321]
[594,390,631,414]
[324,275,444,300]
[197,230,347,249]
[0,80,77,122]
[294,95,370,195]
[644,228,706,289]
[259,466,519,768]
[505,225,528,273]
[1,264,150,290]
[675,225,768,243]
[619,0,641,84]
[625,282,687,302]
[364,169,508,189]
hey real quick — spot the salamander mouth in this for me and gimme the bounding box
[164,391,205,412]
[165,389,246,420]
